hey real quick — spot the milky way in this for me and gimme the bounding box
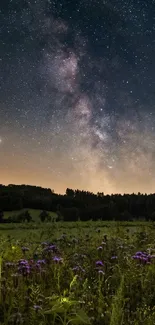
[0,0,155,194]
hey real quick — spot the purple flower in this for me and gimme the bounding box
[53,256,63,263]
[18,259,29,265]
[135,251,143,256]
[44,245,57,253]
[96,260,104,267]
[140,257,148,263]
[132,255,139,259]
[18,259,30,275]
[111,256,118,259]
[132,251,152,265]
[36,259,46,269]
[18,265,30,275]
[36,259,46,265]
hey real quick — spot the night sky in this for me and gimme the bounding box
[0,0,155,194]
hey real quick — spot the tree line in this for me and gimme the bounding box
[0,184,155,222]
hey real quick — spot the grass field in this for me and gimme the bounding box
[1,218,155,324]
[3,208,58,222]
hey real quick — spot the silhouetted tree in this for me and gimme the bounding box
[24,210,32,222]
[0,210,4,222]
[66,188,75,197]
[39,210,50,222]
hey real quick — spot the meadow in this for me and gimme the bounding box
[1,217,155,324]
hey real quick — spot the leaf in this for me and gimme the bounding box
[52,302,66,313]
[69,309,90,324]
[70,275,78,290]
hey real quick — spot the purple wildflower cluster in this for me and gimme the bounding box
[132,251,155,264]
[95,260,105,274]
[5,242,64,276]
[43,244,58,253]
[18,259,30,276]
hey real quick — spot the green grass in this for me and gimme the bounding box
[3,209,58,222]
[1,220,155,324]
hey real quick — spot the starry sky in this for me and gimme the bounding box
[0,0,155,194]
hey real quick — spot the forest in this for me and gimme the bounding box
[0,184,155,222]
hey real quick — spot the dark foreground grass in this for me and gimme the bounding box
[1,222,155,324]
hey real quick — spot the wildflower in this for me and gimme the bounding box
[97,246,103,250]
[18,259,30,275]
[98,270,105,275]
[36,259,46,269]
[36,259,46,265]
[140,257,148,263]
[33,305,42,312]
[96,260,104,267]
[72,266,85,272]
[135,251,143,256]
[132,255,140,259]
[111,256,118,259]
[18,265,30,276]
[5,262,15,267]
[44,244,57,253]
[53,256,63,263]
[18,259,28,265]
[41,242,49,246]
[21,246,29,253]
[132,251,152,265]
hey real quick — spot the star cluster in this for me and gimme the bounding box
[0,0,155,194]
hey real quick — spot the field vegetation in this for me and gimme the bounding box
[1,185,155,324]
[0,221,155,324]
